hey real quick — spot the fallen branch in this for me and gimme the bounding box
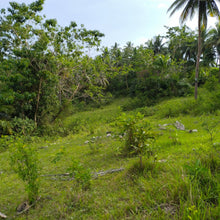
[16,203,34,215]
[16,197,41,215]
[93,168,125,178]
[41,173,70,177]
[0,212,7,219]
[41,168,125,180]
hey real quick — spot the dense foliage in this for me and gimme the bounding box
[0,1,220,219]
[0,0,220,136]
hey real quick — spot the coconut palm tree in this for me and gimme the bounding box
[168,0,220,99]
[146,35,167,55]
[209,22,220,80]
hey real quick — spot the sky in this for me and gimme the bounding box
[0,0,220,49]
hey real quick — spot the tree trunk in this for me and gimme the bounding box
[195,8,202,100]
[34,78,43,126]
[218,56,220,83]
[139,155,143,170]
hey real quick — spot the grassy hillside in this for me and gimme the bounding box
[0,96,220,219]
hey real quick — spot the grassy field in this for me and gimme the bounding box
[0,97,220,219]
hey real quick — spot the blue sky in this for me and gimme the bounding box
[1,0,220,48]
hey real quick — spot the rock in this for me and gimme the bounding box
[174,121,185,131]
[39,146,48,149]
[213,142,220,147]
[163,123,172,126]
[158,124,167,130]
[106,133,111,137]
[158,159,167,163]
[0,212,7,219]
[84,140,89,144]
[189,129,198,133]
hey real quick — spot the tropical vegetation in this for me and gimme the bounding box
[0,0,220,219]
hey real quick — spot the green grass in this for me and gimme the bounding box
[0,97,220,219]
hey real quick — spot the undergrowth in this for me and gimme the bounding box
[0,96,220,219]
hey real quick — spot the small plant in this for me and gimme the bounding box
[88,141,103,154]
[186,205,199,220]
[10,141,40,204]
[201,117,219,147]
[67,159,92,190]
[117,112,156,168]
[51,146,66,164]
[0,135,14,152]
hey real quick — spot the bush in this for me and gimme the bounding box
[0,135,14,152]
[121,97,152,111]
[11,117,36,135]
[0,120,13,135]
[67,159,92,190]
[117,112,156,168]
[10,141,40,204]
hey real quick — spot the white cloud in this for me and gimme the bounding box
[134,36,149,46]
[158,3,167,9]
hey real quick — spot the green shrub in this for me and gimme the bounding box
[12,117,36,135]
[10,141,40,204]
[37,119,69,137]
[121,97,152,111]
[67,159,92,190]
[0,135,14,152]
[117,112,156,168]
[0,120,13,135]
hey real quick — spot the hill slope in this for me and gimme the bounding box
[0,97,220,219]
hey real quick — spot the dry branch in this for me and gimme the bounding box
[41,168,125,180]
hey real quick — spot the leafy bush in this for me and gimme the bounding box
[0,135,14,152]
[10,141,40,204]
[0,120,13,135]
[67,160,92,190]
[121,97,152,111]
[37,119,70,137]
[117,112,156,168]
[11,117,36,135]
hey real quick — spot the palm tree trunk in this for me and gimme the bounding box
[195,9,202,100]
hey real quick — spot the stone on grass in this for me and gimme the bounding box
[174,121,185,131]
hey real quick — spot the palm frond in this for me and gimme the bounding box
[167,0,187,17]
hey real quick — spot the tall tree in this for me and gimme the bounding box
[0,0,104,126]
[146,35,167,55]
[165,25,197,64]
[168,0,220,99]
[209,22,220,80]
